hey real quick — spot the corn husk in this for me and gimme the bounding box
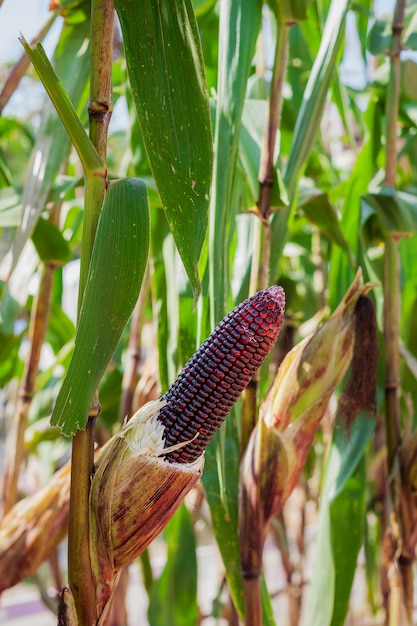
[57,587,79,626]
[239,270,375,576]
[0,462,70,593]
[89,399,204,620]
[260,270,370,433]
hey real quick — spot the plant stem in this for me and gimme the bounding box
[251,22,289,294]
[67,1,114,624]
[89,0,114,160]
[383,238,401,476]
[68,422,98,626]
[118,273,148,424]
[240,20,290,625]
[243,577,262,626]
[139,549,154,593]
[257,23,289,223]
[382,0,410,620]
[383,0,404,490]
[242,19,289,453]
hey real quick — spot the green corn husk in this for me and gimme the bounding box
[239,269,375,578]
[89,399,204,622]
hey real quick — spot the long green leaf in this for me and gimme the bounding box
[50,178,150,435]
[300,192,352,257]
[270,0,350,278]
[114,0,212,303]
[208,0,262,325]
[305,413,375,626]
[202,408,276,625]
[148,503,198,626]
[20,39,103,175]
[151,206,174,394]
[31,217,71,265]
[328,98,376,309]
[203,1,275,622]
[3,8,94,282]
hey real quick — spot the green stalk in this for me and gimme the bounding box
[249,24,289,299]
[269,0,349,277]
[383,238,401,476]
[382,0,410,621]
[89,0,114,160]
[68,421,97,626]
[383,0,404,479]
[241,20,290,626]
[257,23,289,225]
[118,273,148,424]
[67,1,114,624]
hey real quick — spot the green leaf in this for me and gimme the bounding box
[368,2,417,55]
[367,12,393,55]
[204,5,264,618]
[270,0,350,277]
[151,206,172,393]
[404,5,417,51]
[46,302,75,354]
[305,413,374,626]
[203,413,243,613]
[329,463,367,626]
[283,0,349,198]
[352,0,372,62]
[239,100,288,210]
[114,0,213,303]
[0,331,21,386]
[31,217,71,264]
[361,188,416,238]
[203,409,276,625]
[209,0,262,325]
[277,0,313,24]
[300,191,352,256]
[21,39,103,175]
[7,10,94,278]
[148,503,198,626]
[0,188,21,227]
[98,367,123,432]
[50,178,150,435]
[328,97,377,309]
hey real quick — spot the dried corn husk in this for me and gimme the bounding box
[0,462,70,593]
[260,270,370,433]
[239,270,376,576]
[89,399,204,621]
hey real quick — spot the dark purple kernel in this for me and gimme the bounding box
[158,286,285,463]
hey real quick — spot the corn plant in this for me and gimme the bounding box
[1,1,417,625]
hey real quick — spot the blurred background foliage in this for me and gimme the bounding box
[1,0,417,624]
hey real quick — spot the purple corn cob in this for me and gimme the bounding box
[158,286,285,463]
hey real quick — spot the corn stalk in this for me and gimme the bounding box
[382,1,412,623]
